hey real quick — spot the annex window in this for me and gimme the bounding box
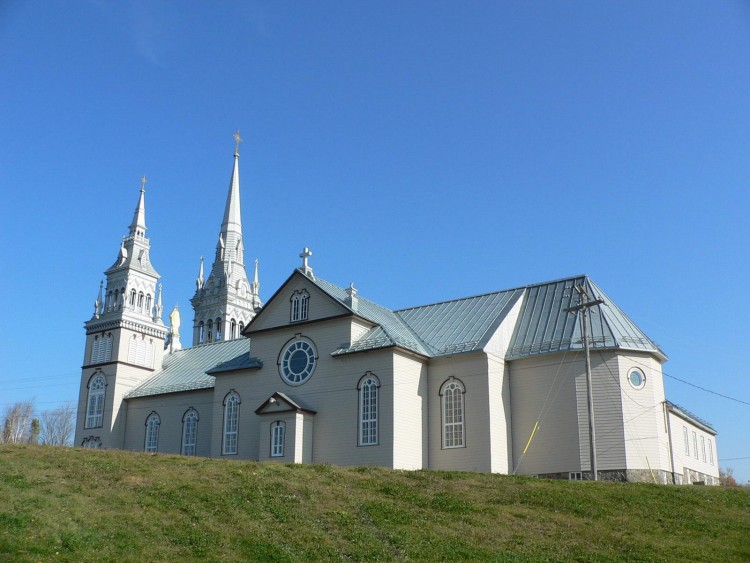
[692,431,698,459]
[81,436,102,449]
[708,440,714,465]
[358,373,380,446]
[290,290,310,322]
[700,435,706,462]
[569,472,583,481]
[223,391,240,455]
[144,412,161,453]
[440,378,465,449]
[271,421,285,457]
[85,374,106,428]
[683,426,689,455]
[181,408,199,456]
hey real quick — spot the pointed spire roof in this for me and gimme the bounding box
[129,176,148,236]
[221,147,243,249]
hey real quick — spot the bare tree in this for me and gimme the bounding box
[1,401,35,444]
[40,402,76,446]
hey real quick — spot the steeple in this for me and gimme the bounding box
[191,131,262,345]
[129,176,148,238]
[77,177,168,450]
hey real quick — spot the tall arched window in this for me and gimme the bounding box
[222,391,240,455]
[440,378,465,448]
[290,290,310,322]
[130,289,137,307]
[215,317,222,341]
[207,319,213,342]
[181,408,199,456]
[138,292,144,311]
[230,319,237,339]
[358,373,380,446]
[85,374,106,428]
[145,294,152,316]
[198,321,205,343]
[239,322,244,333]
[144,412,160,453]
[271,421,285,457]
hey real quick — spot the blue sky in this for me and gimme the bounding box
[1,1,748,482]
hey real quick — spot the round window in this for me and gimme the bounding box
[628,368,646,390]
[279,338,317,385]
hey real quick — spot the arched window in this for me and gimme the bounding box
[85,374,106,428]
[198,321,205,343]
[145,294,152,315]
[230,319,237,339]
[440,378,465,448]
[358,373,380,446]
[222,391,240,455]
[138,292,144,311]
[215,318,222,341]
[239,322,244,333]
[207,319,213,342]
[130,289,137,307]
[106,291,113,311]
[144,412,160,453]
[181,408,199,456]
[271,421,285,457]
[290,290,309,322]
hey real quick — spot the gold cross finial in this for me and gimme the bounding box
[140,175,147,192]
[233,130,243,154]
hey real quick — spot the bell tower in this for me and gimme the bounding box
[191,131,261,345]
[74,177,167,449]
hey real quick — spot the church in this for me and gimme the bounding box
[74,137,719,485]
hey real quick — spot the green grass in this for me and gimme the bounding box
[1,445,748,561]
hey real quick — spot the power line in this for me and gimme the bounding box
[662,373,750,407]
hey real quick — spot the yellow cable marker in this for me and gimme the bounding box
[523,420,540,455]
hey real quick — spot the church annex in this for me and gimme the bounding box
[75,139,719,485]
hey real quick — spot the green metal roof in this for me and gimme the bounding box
[305,272,663,362]
[506,276,665,360]
[396,289,524,355]
[126,338,251,398]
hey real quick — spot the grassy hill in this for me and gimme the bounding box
[1,445,748,561]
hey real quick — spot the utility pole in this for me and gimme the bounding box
[565,285,604,481]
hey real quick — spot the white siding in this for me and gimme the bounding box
[212,316,397,468]
[428,353,493,472]
[392,352,427,470]
[249,277,350,333]
[617,354,672,478]
[668,411,720,484]
[510,354,583,475]
[124,390,213,456]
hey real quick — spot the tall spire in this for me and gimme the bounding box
[221,137,243,257]
[191,131,261,345]
[129,175,148,237]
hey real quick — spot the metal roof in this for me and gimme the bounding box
[666,400,717,434]
[396,289,524,356]
[309,272,663,362]
[126,338,250,398]
[506,276,665,360]
[307,274,434,357]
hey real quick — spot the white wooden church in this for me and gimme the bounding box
[75,140,719,484]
